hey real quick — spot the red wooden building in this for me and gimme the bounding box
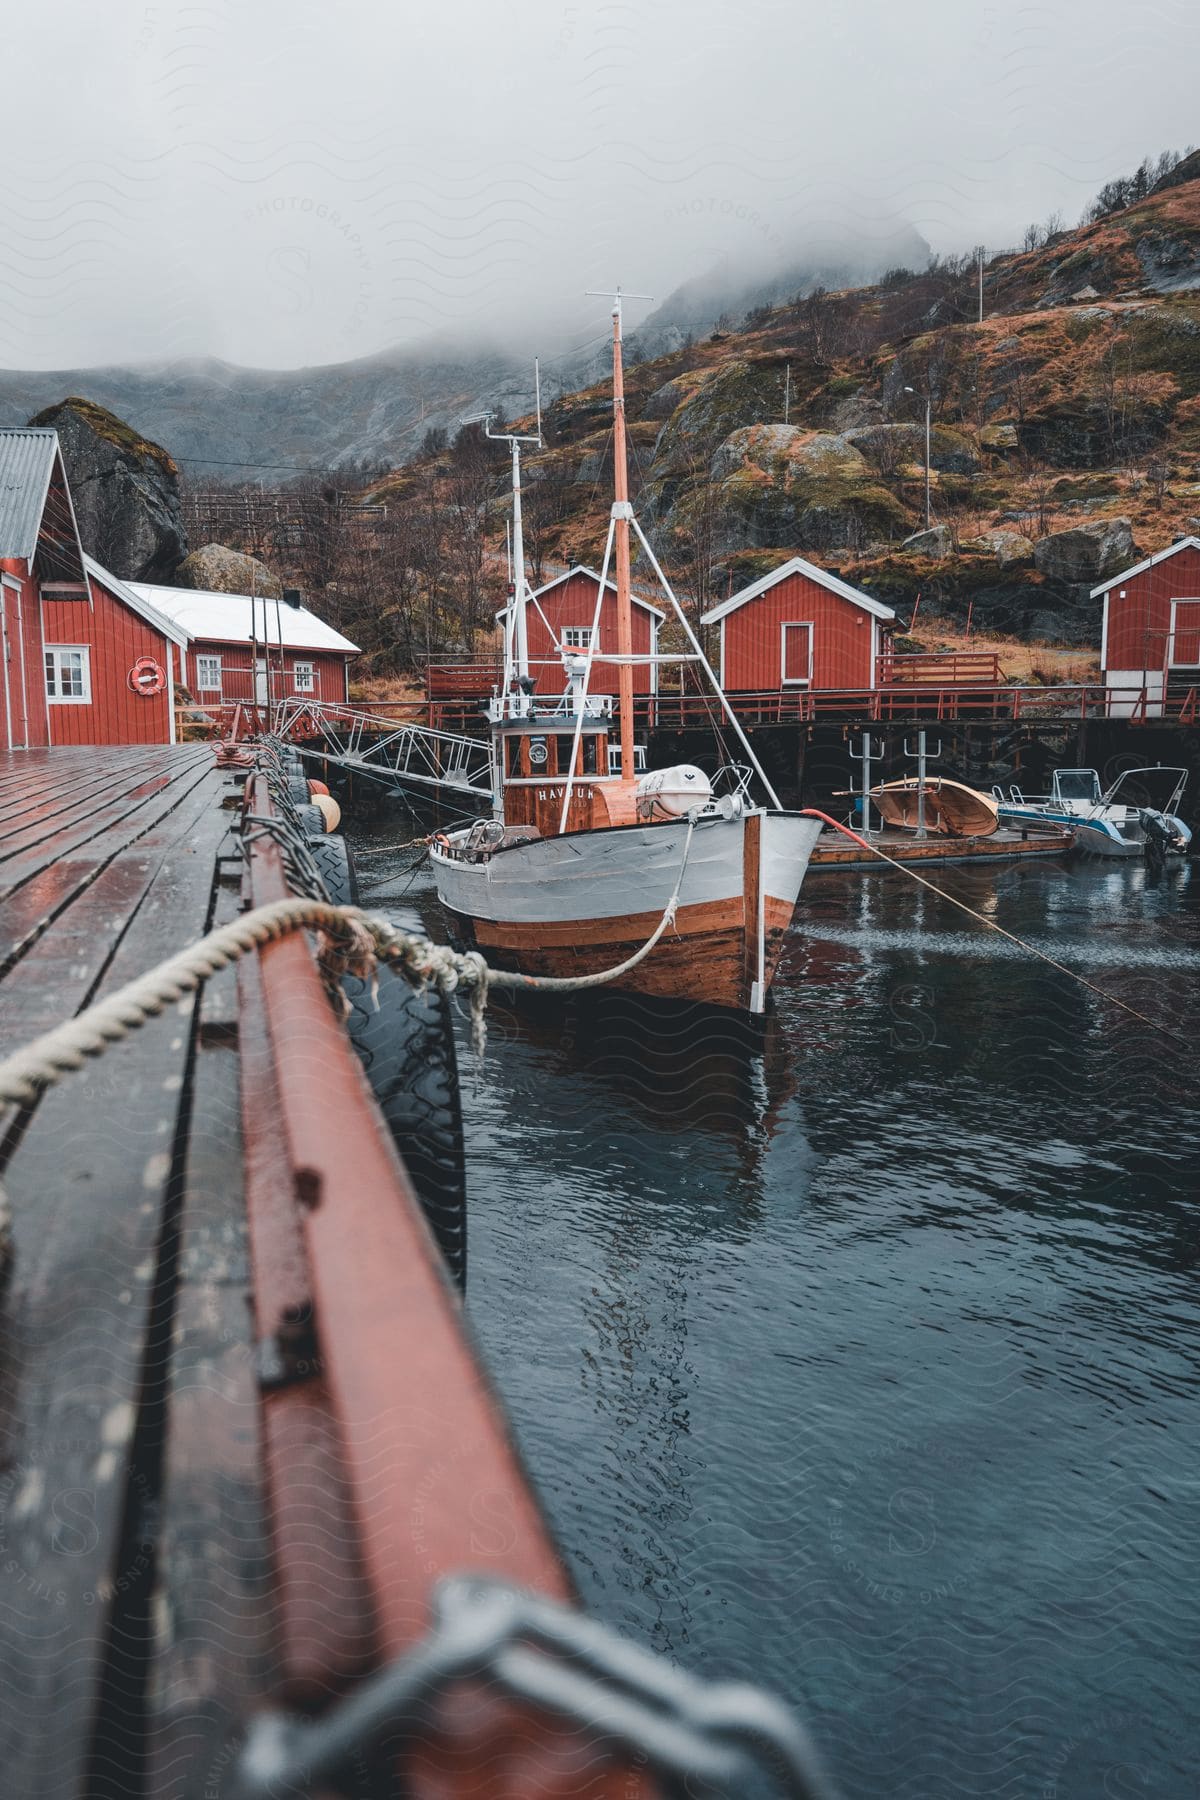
[127,582,359,707]
[1093,536,1200,716]
[1,429,186,748]
[702,555,895,694]
[498,566,664,698]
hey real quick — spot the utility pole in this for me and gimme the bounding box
[977,245,984,324]
[903,385,932,530]
[784,363,791,425]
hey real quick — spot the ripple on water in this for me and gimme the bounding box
[351,830,1200,1798]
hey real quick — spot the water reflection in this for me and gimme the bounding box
[349,818,1200,1800]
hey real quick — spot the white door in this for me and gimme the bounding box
[255,658,269,705]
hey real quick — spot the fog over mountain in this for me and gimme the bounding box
[1,0,1197,473]
[0,225,935,475]
[5,0,1199,375]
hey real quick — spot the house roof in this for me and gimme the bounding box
[84,555,191,649]
[701,554,896,625]
[496,565,667,625]
[1090,536,1200,597]
[0,428,86,580]
[0,428,59,560]
[125,582,360,654]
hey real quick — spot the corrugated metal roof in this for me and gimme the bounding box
[127,582,360,654]
[0,429,60,561]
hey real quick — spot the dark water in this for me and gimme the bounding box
[353,828,1200,1799]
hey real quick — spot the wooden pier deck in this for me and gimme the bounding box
[0,747,651,1800]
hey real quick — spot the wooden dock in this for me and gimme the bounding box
[0,746,656,1800]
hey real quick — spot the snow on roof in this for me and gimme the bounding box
[701,554,896,625]
[84,556,191,647]
[1090,536,1200,597]
[496,565,667,624]
[126,582,360,653]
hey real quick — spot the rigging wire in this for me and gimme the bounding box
[800,809,1191,1044]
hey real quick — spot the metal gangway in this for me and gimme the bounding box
[273,697,495,801]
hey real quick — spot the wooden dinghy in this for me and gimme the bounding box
[869,777,999,837]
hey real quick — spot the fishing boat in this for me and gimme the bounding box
[430,293,822,1014]
[870,776,999,837]
[994,766,1191,859]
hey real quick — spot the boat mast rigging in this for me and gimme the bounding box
[465,362,543,716]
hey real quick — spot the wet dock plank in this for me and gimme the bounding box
[0,747,238,1800]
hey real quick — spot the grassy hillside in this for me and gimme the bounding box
[358,167,1200,662]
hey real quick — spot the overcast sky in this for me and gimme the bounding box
[3,0,1196,372]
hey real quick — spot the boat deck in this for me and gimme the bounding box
[0,747,640,1800]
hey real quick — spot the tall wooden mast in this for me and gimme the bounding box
[610,295,636,785]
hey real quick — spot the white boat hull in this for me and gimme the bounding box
[431,810,821,1013]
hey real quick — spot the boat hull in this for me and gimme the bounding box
[432,810,822,1013]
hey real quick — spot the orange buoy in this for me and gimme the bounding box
[311,792,342,832]
[307,778,330,796]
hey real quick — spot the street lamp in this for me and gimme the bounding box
[904,385,931,531]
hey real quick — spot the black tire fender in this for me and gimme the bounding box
[308,832,467,1285]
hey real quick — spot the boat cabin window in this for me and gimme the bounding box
[1052,770,1101,802]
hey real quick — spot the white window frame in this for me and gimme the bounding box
[196,653,223,692]
[780,621,813,687]
[293,660,316,694]
[1169,598,1200,668]
[44,644,92,705]
[562,626,593,650]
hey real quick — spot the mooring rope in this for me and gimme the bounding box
[0,819,695,1114]
[800,809,1190,1043]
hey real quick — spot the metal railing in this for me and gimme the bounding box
[274,697,495,797]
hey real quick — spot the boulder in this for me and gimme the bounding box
[979,423,1019,452]
[694,424,908,555]
[175,543,283,599]
[1031,518,1135,584]
[641,377,692,422]
[985,529,1034,568]
[900,525,952,556]
[649,360,789,479]
[710,426,867,484]
[962,528,1034,567]
[27,396,186,581]
[845,422,980,474]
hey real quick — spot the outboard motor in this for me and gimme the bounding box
[1140,808,1177,873]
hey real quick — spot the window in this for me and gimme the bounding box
[196,654,222,692]
[44,645,91,704]
[781,622,813,686]
[562,627,593,650]
[294,661,315,693]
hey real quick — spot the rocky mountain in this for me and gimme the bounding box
[365,168,1200,647]
[0,234,931,482]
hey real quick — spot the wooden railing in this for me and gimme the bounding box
[880,651,1005,685]
[423,659,503,700]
